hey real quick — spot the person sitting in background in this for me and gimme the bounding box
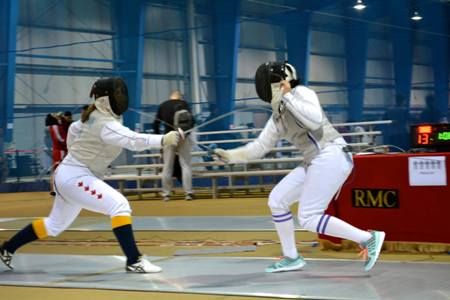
[153,90,195,201]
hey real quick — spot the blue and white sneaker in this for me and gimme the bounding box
[265,256,306,273]
[360,231,385,272]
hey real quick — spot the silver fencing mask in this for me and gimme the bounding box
[254,61,299,103]
[89,77,129,116]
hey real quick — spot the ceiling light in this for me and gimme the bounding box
[411,11,423,21]
[353,0,366,10]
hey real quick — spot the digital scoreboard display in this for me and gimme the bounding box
[411,123,450,150]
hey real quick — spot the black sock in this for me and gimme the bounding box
[3,224,38,253]
[112,224,141,265]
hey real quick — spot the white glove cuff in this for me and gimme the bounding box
[227,147,249,163]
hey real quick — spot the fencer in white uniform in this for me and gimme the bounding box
[0,77,181,273]
[214,62,385,273]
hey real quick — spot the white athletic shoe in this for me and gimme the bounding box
[126,256,162,273]
[360,231,385,272]
[0,246,13,270]
[265,256,306,273]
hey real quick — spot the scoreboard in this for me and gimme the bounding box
[410,123,450,151]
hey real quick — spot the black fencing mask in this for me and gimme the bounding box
[254,62,299,103]
[90,77,129,115]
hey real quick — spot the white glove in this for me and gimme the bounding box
[213,148,248,163]
[213,148,231,163]
[162,131,180,147]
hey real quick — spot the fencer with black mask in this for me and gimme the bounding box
[214,62,385,273]
[0,77,181,273]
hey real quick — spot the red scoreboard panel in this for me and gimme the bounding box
[410,123,450,151]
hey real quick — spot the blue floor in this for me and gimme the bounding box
[0,216,306,232]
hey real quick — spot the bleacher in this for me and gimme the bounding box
[104,120,392,199]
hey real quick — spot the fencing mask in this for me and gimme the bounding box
[254,61,299,103]
[89,77,129,116]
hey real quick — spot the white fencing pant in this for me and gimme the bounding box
[268,142,371,258]
[46,161,131,237]
[161,135,193,196]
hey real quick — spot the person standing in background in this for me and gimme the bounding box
[419,95,448,123]
[61,111,73,135]
[43,114,56,174]
[47,112,67,196]
[153,90,195,201]
[80,104,89,116]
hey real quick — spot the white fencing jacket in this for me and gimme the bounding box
[66,108,162,177]
[232,86,342,165]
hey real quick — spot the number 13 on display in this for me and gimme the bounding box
[417,133,430,145]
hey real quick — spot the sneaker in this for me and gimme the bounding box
[0,246,13,270]
[162,195,170,202]
[185,193,194,201]
[265,256,306,273]
[361,231,385,272]
[126,256,162,273]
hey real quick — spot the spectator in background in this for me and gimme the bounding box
[44,114,55,163]
[46,113,67,196]
[383,94,411,151]
[153,90,195,201]
[81,104,89,116]
[61,111,73,136]
[419,94,447,123]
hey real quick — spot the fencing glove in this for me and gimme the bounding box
[162,131,180,147]
[213,148,249,163]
